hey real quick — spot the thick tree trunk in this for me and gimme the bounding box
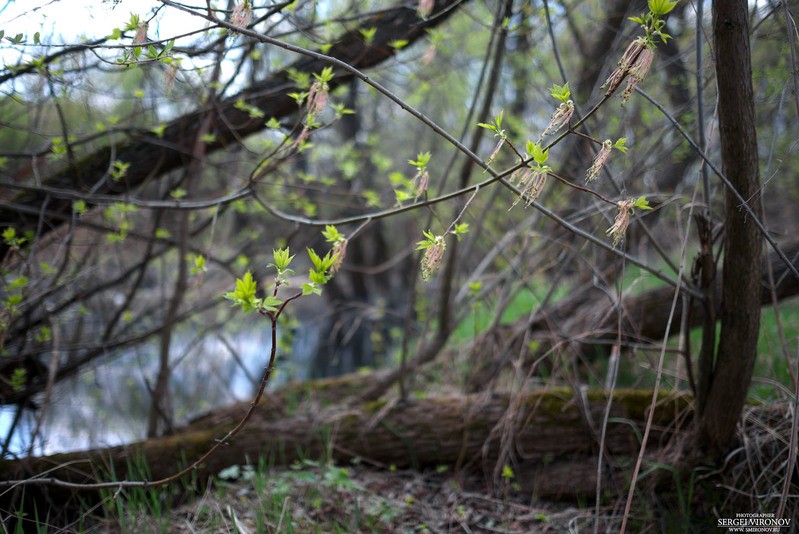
[0,388,690,508]
[696,0,763,458]
[0,0,469,259]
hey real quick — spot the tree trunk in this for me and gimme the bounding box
[696,0,763,458]
[0,388,690,508]
[0,0,469,260]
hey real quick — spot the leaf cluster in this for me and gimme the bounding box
[630,0,679,46]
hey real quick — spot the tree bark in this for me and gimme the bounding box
[696,0,763,458]
[0,388,690,507]
[0,0,469,259]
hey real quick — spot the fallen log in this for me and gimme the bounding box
[0,388,691,515]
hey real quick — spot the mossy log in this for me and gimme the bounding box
[0,388,691,511]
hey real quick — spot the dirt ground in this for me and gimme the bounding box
[104,462,612,533]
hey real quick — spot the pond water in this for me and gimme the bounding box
[0,316,326,456]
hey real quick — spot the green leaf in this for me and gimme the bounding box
[526,141,548,165]
[307,248,336,274]
[452,223,469,240]
[477,110,504,134]
[309,269,329,285]
[359,27,377,44]
[313,66,334,83]
[191,254,207,276]
[2,227,26,248]
[502,465,514,479]
[151,123,166,138]
[307,248,323,271]
[302,282,322,296]
[632,196,653,211]
[322,225,344,243]
[10,368,26,392]
[330,103,355,116]
[286,91,307,107]
[224,271,261,313]
[394,189,412,204]
[2,227,16,243]
[271,247,295,271]
[170,188,187,199]
[416,230,438,250]
[126,13,141,32]
[111,159,130,181]
[262,295,283,313]
[648,0,679,16]
[234,98,265,118]
[408,151,431,169]
[613,138,629,154]
[549,82,571,103]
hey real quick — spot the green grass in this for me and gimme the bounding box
[451,282,568,344]
[447,264,798,399]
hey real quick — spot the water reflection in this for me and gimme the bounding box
[2,322,290,456]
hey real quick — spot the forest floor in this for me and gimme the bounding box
[97,461,605,533]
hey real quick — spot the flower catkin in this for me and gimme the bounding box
[414,170,429,200]
[307,79,329,119]
[602,37,654,105]
[418,0,434,18]
[164,62,178,95]
[622,45,654,103]
[586,139,613,183]
[510,167,547,208]
[486,137,505,167]
[421,236,446,281]
[607,198,635,247]
[232,1,253,29]
[133,22,148,45]
[541,100,574,138]
[330,238,347,274]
